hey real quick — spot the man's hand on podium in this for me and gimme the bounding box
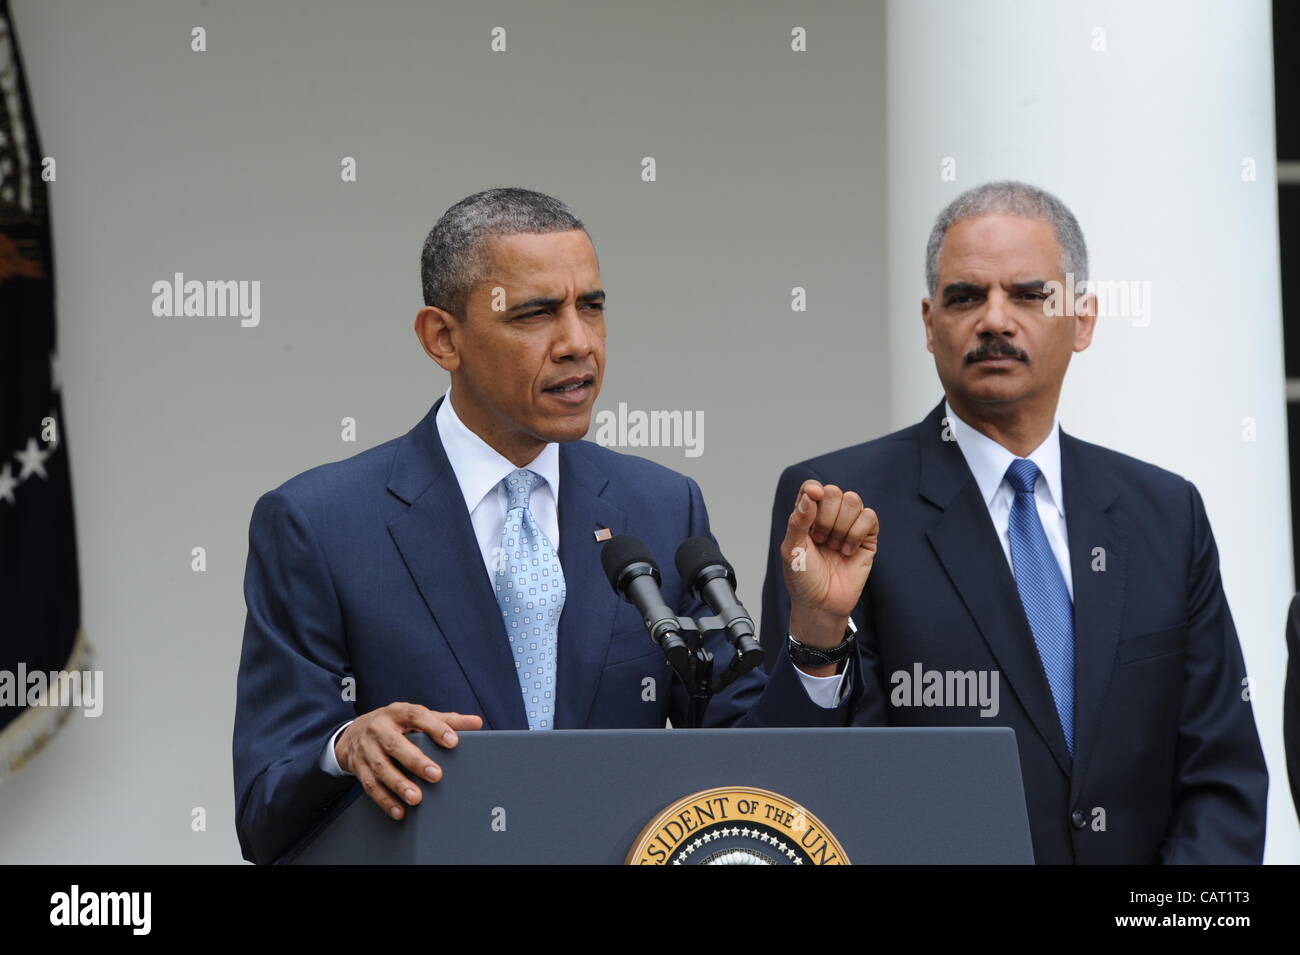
[335,703,484,820]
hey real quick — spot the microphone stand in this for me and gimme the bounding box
[657,612,761,728]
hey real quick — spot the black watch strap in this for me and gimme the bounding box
[787,617,857,667]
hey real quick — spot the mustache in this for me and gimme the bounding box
[964,340,1028,364]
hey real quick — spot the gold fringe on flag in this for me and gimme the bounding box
[0,628,94,782]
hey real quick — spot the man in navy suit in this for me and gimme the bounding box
[761,181,1268,864]
[233,188,876,864]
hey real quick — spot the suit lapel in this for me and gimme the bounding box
[1060,432,1126,797]
[552,443,627,729]
[918,400,1072,777]
[385,398,527,731]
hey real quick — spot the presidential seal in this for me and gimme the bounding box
[626,786,850,865]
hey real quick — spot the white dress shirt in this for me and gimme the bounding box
[435,386,561,580]
[943,400,1074,598]
[321,390,843,776]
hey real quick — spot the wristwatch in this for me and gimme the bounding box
[787,616,858,668]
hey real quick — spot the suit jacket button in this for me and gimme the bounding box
[1070,810,1087,830]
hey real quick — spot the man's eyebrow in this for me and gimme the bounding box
[506,295,565,313]
[942,281,986,298]
[505,289,606,312]
[1008,280,1051,293]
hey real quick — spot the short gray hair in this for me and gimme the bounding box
[924,181,1087,297]
[420,187,587,316]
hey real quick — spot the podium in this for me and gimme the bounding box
[287,727,1033,864]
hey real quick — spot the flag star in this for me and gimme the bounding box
[14,438,50,481]
[0,464,16,504]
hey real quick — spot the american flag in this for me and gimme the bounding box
[0,0,90,778]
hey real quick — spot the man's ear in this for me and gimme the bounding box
[1072,292,1097,353]
[922,297,935,354]
[414,306,461,371]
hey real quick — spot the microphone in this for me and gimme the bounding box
[600,534,689,671]
[674,537,765,671]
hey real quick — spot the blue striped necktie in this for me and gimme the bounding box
[1004,458,1075,756]
[492,468,564,730]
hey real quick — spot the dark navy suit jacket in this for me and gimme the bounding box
[233,397,848,864]
[761,400,1268,864]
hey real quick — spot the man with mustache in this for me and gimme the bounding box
[232,188,874,864]
[761,181,1268,863]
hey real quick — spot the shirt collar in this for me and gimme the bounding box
[943,399,1064,516]
[435,388,560,513]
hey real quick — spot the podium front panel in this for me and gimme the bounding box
[289,727,1033,864]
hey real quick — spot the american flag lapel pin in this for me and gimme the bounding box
[593,526,612,542]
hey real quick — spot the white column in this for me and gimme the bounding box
[886,0,1296,861]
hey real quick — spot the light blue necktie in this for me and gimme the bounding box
[1005,458,1075,756]
[493,468,564,730]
